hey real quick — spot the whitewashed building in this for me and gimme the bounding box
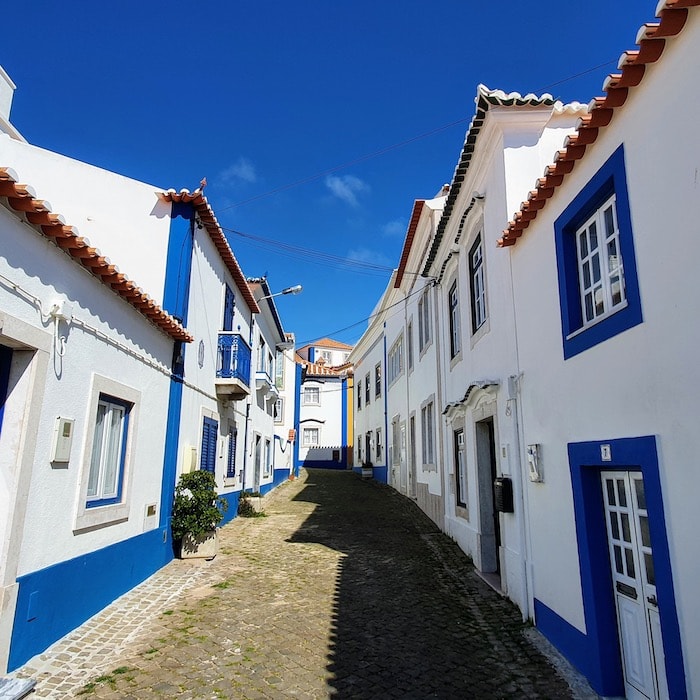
[427,87,582,610]
[296,345,353,471]
[0,67,296,670]
[501,4,699,697]
[0,120,191,669]
[247,277,297,489]
[385,192,448,521]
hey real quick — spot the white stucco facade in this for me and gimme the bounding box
[507,11,700,696]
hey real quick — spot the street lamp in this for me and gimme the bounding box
[259,284,303,300]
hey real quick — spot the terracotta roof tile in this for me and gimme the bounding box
[0,167,193,342]
[499,1,698,247]
[394,200,425,288]
[159,189,259,314]
[298,337,353,351]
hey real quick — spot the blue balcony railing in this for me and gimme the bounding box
[217,332,251,385]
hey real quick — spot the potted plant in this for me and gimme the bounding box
[361,461,374,479]
[171,470,227,559]
[238,490,265,516]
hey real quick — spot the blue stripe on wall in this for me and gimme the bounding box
[8,528,171,671]
[341,378,348,468]
[293,364,302,475]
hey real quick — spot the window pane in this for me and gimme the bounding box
[589,221,598,250]
[87,403,107,498]
[102,406,124,497]
[621,513,631,543]
[606,479,616,506]
[592,253,601,284]
[604,205,615,238]
[609,511,620,540]
[639,515,651,548]
[634,478,646,510]
[617,479,627,507]
[614,545,624,574]
[579,231,588,258]
[644,553,655,586]
[624,547,635,578]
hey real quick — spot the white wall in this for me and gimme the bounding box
[509,17,700,696]
[0,205,173,577]
[0,135,171,305]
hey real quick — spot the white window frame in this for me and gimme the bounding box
[455,428,467,508]
[275,350,285,389]
[388,334,404,385]
[392,418,401,467]
[470,233,487,332]
[407,320,414,371]
[75,375,141,531]
[274,397,284,424]
[303,426,320,447]
[375,428,382,461]
[264,438,272,476]
[375,363,382,398]
[364,373,370,404]
[418,289,431,352]
[449,280,461,358]
[576,194,626,329]
[421,399,435,467]
[303,385,320,405]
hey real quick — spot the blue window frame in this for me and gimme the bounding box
[223,285,235,331]
[86,394,131,507]
[554,145,642,359]
[200,416,218,473]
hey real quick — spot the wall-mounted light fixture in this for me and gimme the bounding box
[259,284,303,300]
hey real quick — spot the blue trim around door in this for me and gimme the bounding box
[534,435,685,698]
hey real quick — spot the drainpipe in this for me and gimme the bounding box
[242,401,251,490]
[507,250,534,622]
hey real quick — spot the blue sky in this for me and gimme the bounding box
[1,2,655,347]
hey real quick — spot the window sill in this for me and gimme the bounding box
[74,502,130,533]
[566,302,629,341]
[470,318,490,349]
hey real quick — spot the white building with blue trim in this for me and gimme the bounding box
[501,3,699,696]
[0,70,296,671]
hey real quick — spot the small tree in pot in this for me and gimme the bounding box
[171,470,227,559]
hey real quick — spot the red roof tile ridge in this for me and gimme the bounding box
[159,188,259,313]
[1,168,193,342]
[498,1,698,247]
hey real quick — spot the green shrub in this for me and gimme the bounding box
[171,470,227,540]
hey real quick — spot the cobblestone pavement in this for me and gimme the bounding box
[13,469,596,699]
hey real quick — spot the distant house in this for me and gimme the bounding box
[296,339,353,471]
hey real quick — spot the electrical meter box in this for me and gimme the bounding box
[51,416,75,464]
[494,476,514,513]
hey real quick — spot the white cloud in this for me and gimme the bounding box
[219,157,258,185]
[325,174,369,207]
[382,218,405,237]
[346,247,393,268]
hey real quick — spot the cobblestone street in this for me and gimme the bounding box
[13,469,593,698]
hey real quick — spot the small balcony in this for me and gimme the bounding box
[215,332,251,399]
[255,369,279,398]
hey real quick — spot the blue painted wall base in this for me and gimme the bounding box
[9,529,172,671]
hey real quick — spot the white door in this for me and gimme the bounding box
[399,422,407,494]
[602,472,668,700]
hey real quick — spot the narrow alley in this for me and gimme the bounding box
[14,470,591,699]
